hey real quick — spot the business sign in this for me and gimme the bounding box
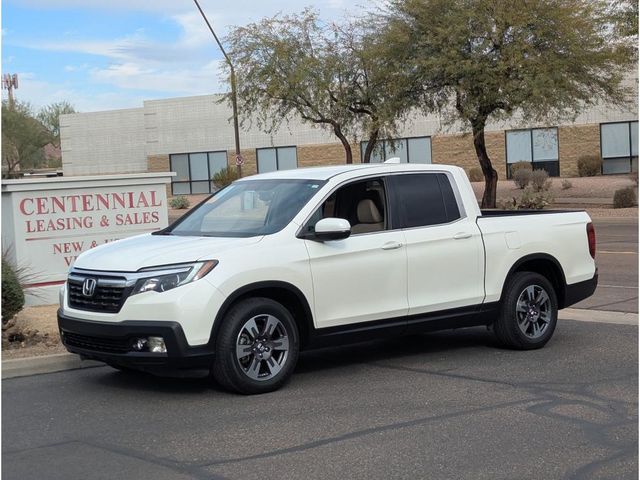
[2,173,174,305]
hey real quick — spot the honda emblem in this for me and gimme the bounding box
[82,278,97,297]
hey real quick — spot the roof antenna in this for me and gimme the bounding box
[384,157,401,164]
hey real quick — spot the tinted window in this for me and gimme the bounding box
[392,174,460,228]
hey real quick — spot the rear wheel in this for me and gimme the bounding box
[212,297,299,394]
[494,272,558,350]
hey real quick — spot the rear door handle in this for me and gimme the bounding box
[381,241,403,250]
[453,232,472,240]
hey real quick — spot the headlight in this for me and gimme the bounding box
[131,260,218,295]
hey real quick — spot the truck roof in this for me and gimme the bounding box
[238,163,463,182]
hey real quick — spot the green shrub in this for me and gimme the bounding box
[561,179,573,190]
[613,187,637,208]
[530,169,551,192]
[512,168,532,189]
[577,155,602,177]
[169,196,190,209]
[212,166,239,189]
[2,258,25,323]
[498,186,554,210]
[467,167,483,182]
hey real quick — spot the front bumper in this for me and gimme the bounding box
[58,310,215,377]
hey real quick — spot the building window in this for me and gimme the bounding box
[256,146,298,173]
[506,128,559,177]
[170,151,228,195]
[360,137,432,164]
[600,121,638,174]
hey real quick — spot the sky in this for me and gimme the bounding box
[1,0,367,112]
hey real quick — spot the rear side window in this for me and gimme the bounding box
[391,173,461,228]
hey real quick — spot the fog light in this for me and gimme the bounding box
[147,336,166,353]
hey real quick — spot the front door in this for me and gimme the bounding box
[303,177,408,328]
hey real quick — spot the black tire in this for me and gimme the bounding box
[494,271,558,350]
[212,297,300,394]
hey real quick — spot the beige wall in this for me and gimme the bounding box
[558,124,601,177]
[151,123,610,196]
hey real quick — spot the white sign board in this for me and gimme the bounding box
[2,172,175,305]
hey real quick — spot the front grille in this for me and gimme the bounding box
[62,331,131,353]
[68,274,129,313]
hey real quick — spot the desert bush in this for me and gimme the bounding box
[512,168,532,189]
[212,166,239,189]
[530,169,551,192]
[169,196,190,209]
[510,161,533,174]
[467,167,483,182]
[630,172,639,186]
[518,187,554,209]
[2,257,25,323]
[561,179,573,190]
[577,155,602,177]
[613,186,637,208]
[497,186,554,210]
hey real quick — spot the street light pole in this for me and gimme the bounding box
[193,0,242,178]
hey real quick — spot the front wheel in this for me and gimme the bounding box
[212,297,299,394]
[493,272,558,350]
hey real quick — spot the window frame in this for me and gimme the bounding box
[299,175,392,238]
[296,170,466,239]
[505,127,560,178]
[600,121,638,175]
[256,145,298,173]
[359,136,432,164]
[169,150,228,195]
[387,172,465,230]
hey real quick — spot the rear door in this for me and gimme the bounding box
[388,172,485,316]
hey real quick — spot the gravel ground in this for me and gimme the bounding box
[470,174,637,201]
[2,305,64,360]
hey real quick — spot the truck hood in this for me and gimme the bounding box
[73,233,263,272]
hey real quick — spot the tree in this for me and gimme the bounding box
[382,0,636,207]
[225,9,410,164]
[2,101,52,177]
[37,101,76,147]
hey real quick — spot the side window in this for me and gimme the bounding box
[304,178,388,235]
[391,173,461,228]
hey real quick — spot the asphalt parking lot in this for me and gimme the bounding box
[3,319,638,480]
[3,217,637,480]
[573,217,638,313]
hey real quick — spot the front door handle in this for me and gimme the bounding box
[453,232,472,240]
[381,241,403,250]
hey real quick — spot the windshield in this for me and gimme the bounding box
[169,179,324,237]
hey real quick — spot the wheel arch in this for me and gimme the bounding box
[210,281,314,349]
[501,253,567,308]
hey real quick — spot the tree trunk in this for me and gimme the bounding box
[333,124,353,164]
[472,122,498,209]
[363,129,380,163]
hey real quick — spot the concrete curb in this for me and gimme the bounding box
[2,308,636,380]
[560,308,638,325]
[2,353,103,380]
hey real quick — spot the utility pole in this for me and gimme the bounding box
[193,0,243,178]
[2,73,18,110]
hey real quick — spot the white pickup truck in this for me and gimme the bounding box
[58,164,598,394]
